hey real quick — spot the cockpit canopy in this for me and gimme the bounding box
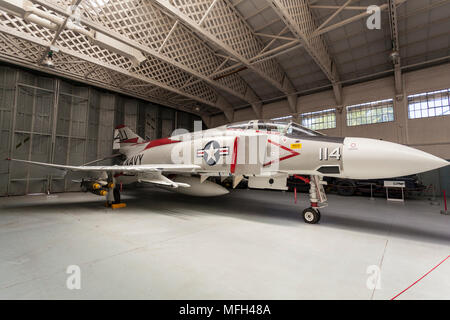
[226,120,324,137]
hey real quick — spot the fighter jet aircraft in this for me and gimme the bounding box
[7,120,449,224]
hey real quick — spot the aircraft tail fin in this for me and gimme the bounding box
[114,125,145,152]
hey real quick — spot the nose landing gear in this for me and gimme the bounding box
[295,175,328,224]
[302,207,321,224]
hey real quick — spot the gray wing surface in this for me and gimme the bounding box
[7,158,200,174]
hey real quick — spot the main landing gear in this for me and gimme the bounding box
[113,186,121,204]
[297,175,328,224]
[106,176,126,209]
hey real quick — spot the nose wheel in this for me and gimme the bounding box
[294,175,328,224]
[302,207,321,224]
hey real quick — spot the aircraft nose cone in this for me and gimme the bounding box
[342,138,449,179]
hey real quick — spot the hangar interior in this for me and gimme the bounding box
[0,65,202,196]
[0,0,449,300]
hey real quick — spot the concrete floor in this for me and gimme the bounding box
[0,187,449,300]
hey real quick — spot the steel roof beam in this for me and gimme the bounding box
[309,0,407,99]
[37,0,82,65]
[25,0,269,121]
[0,23,214,118]
[310,0,407,38]
[268,0,341,107]
[154,0,298,114]
[388,0,403,97]
[309,5,370,11]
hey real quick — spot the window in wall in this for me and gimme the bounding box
[346,99,394,126]
[300,108,336,130]
[408,89,450,119]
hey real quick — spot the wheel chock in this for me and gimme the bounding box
[111,203,127,209]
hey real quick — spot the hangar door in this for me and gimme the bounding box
[0,65,202,196]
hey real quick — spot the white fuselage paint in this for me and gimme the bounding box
[116,124,448,185]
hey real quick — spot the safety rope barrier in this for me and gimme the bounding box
[391,255,450,300]
[287,181,427,192]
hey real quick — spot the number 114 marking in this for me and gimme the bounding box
[319,147,341,161]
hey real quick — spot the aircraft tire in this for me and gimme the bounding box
[113,187,121,204]
[302,208,320,224]
[336,181,356,196]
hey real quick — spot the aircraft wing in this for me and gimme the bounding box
[6,158,200,174]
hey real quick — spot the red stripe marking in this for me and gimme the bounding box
[268,139,295,152]
[263,139,300,167]
[231,137,238,174]
[121,137,138,143]
[294,175,310,184]
[256,130,280,135]
[144,137,180,150]
[294,187,297,204]
[264,154,298,167]
[115,124,126,129]
[391,255,450,300]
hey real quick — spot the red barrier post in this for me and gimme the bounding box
[444,190,448,211]
[294,187,297,204]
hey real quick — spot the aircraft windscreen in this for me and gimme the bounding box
[257,121,288,133]
[286,122,324,137]
[226,121,252,130]
[227,120,324,137]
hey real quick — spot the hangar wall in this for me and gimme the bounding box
[0,64,201,196]
[209,63,450,194]
[210,63,450,159]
